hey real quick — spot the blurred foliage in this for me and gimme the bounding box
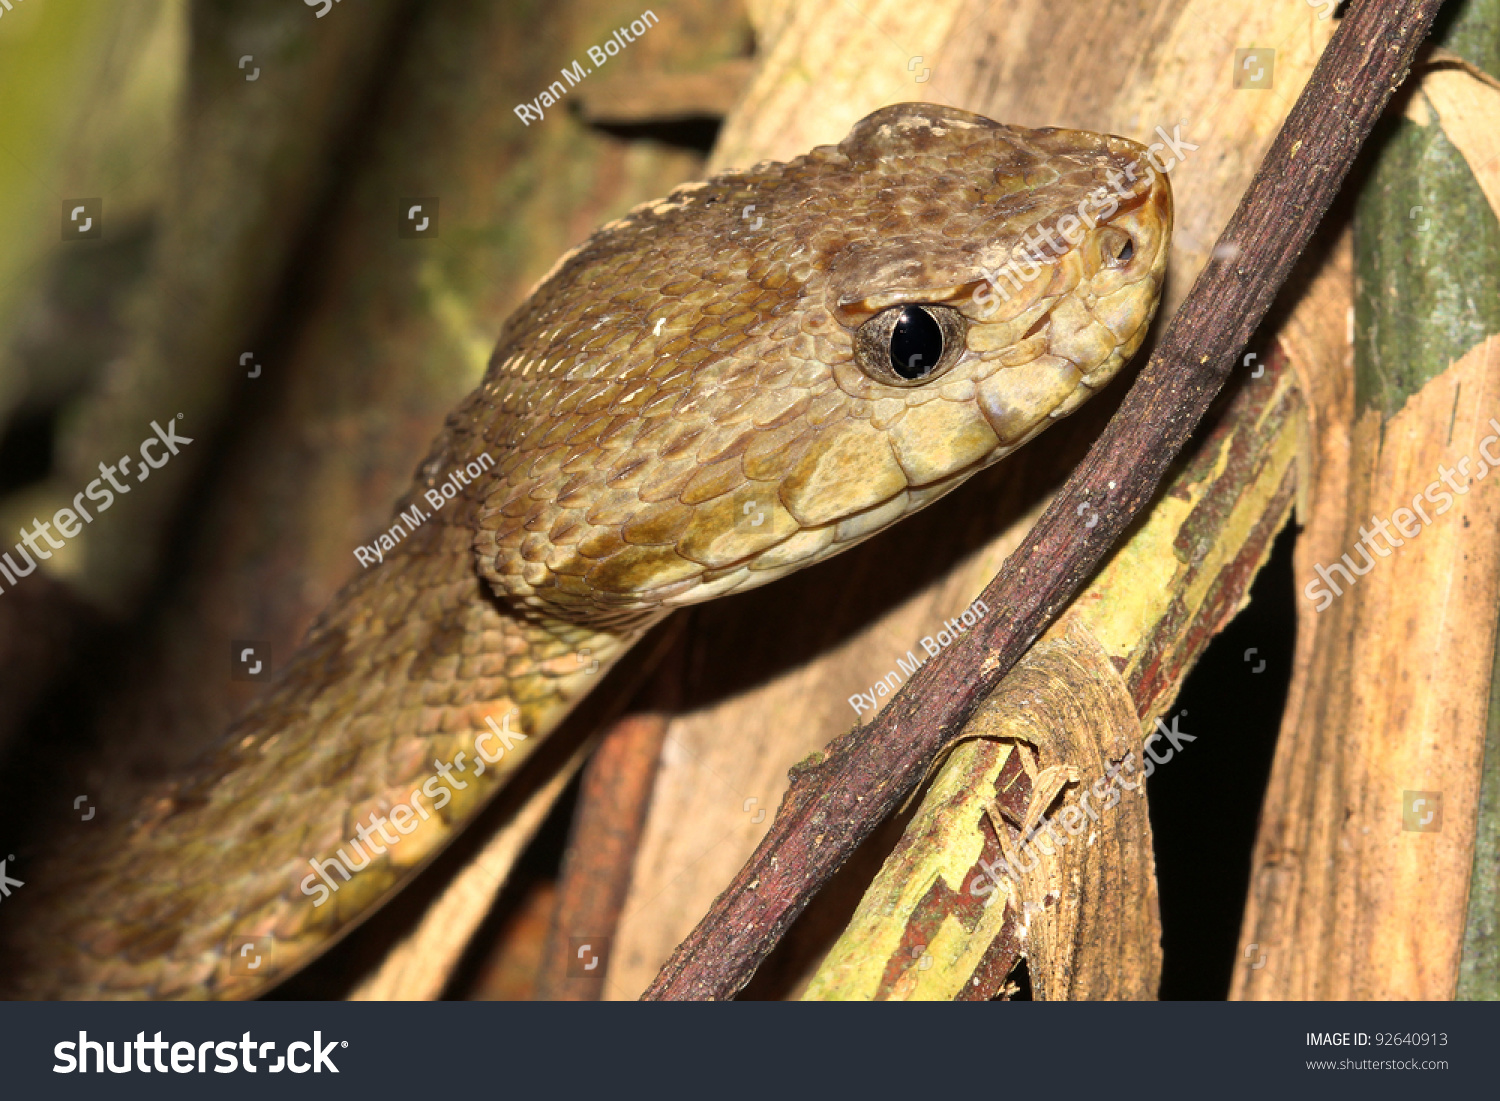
[0,1,183,571]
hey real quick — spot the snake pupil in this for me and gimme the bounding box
[889,306,944,380]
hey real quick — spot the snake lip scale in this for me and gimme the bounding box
[2,102,1170,1000]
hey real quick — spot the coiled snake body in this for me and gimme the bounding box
[3,103,1170,998]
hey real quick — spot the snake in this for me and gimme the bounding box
[1,102,1170,999]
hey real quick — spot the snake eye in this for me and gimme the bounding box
[853,303,966,387]
[889,305,943,380]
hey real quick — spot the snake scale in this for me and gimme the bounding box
[1,103,1170,999]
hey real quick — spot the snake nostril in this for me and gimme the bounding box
[1094,226,1135,271]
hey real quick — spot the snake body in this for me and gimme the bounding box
[2,103,1170,998]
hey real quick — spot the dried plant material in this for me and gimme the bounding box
[1238,6,1500,997]
[1405,60,1500,219]
[1238,335,1500,1000]
[707,0,970,173]
[805,619,1158,1001]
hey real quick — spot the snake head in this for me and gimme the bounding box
[474,102,1170,625]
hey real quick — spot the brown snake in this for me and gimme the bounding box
[2,103,1170,999]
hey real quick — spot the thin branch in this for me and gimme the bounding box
[643,0,1449,1000]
